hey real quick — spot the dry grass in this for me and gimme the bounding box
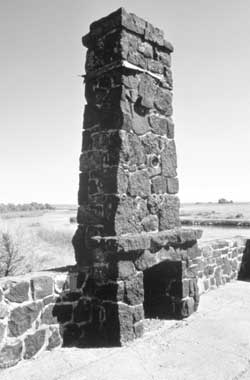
[0,222,75,277]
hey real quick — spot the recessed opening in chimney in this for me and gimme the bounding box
[143,260,182,319]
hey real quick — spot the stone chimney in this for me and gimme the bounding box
[73,8,202,345]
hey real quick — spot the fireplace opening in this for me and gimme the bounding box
[143,260,183,319]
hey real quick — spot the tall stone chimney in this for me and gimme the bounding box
[73,8,202,345]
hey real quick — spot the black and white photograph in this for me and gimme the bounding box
[0,1,250,379]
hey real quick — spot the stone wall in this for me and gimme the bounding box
[0,271,68,368]
[0,237,250,369]
[198,238,249,294]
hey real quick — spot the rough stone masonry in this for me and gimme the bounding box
[72,7,202,345]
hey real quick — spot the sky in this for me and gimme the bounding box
[0,0,250,204]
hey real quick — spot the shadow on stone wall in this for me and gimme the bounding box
[238,239,250,281]
[52,270,122,348]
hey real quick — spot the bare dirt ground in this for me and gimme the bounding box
[2,280,250,380]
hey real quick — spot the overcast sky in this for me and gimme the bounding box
[1,0,250,204]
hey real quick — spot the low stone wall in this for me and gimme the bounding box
[197,238,248,294]
[0,271,70,368]
[0,236,249,369]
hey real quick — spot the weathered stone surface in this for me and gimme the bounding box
[132,113,150,135]
[4,281,29,303]
[0,302,9,319]
[149,115,168,136]
[24,329,46,359]
[31,276,54,300]
[134,320,144,338]
[47,326,62,350]
[128,170,150,197]
[138,74,156,109]
[41,304,58,325]
[134,250,157,271]
[0,322,6,343]
[0,340,22,369]
[167,177,179,194]
[158,196,180,230]
[142,214,159,232]
[117,261,136,280]
[154,87,172,115]
[111,196,148,235]
[161,140,177,177]
[8,302,42,337]
[118,303,134,344]
[141,133,163,155]
[118,233,151,252]
[151,176,167,194]
[181,297,195,317]
[125,272,144,305]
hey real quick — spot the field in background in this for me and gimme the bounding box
[0,205,77,277]
[180,202,250,241]
[1,203,250,277]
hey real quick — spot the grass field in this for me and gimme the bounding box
[0,206,77,277]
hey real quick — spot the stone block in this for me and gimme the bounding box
[141,133,163,155]
[222,257,232,275]
[73,299,92,323]
[52,304,73,324]
[161,140,177,177]
[47,326,62,350]
[134,320,144,338]
[4,281,29,303]
[8,302,42,337]
[138,41,153,58]
[117,302,134,344]
[0,322,6,343]
[0,302,9,319]
[132,304,144,322]
[181,297,195,318]
[78,172,88,204]
[111,196,148,235]
[95,282,124,302]
[138,74,156,109]
[149,114,168,136]
[31,276,54,300]
[132,113,150,135]
[120,132,146,167]
[102,166,128,194]
[154,87,172,115]
[117,261,136,280]
[151,176,167,194]
[125,272,144,305]
[166,177,179,194]
[215,267,222,286]
[187,244,202,259]
[0,340,22,369]
[182,279,190,298]
[142,214,159,232]
[24,329,46,359]
[128,170,150,197]
[158,195,180,230]
[134,250,157,271]
[118,233,151,252]
[41,304,58,325]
